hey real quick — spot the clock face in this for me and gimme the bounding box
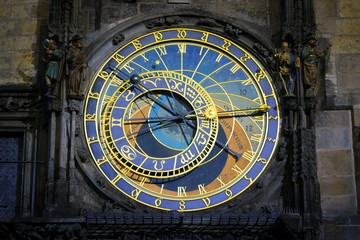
[84,28,281,211]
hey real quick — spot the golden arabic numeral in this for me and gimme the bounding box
[201,32,209,42]
[113,53,125,64]
[239,54,251,63]
[179,200,186,210]
[153,31,163,41]
[98,70,110,80]
[225,189,233,198]
[254,70,266,82]
[131,188,141,199]
[258,157,267,164]
[96,156,107,165]
[177,29,187,38]
[222,40,231,50]
[132,40,143,50]
[202,197,211,207]
[155,198,162,207]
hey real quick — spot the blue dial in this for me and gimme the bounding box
[84,28,281,211]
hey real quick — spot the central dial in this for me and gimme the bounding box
[102,71,218,178]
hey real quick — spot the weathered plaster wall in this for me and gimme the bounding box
[0,0,49,85]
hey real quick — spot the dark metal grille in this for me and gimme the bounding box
[0,132,24,219]
[86,212,278,239]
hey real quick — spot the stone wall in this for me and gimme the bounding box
[314,0,360,217]
[0,0,49,85]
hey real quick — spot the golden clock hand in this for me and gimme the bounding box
[185,104,270,119]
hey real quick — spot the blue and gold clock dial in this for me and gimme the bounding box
[84,28,281,211]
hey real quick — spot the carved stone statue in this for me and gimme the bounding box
[67,34,87,99]
[275,41,296,95]
[301,35,331,91]
[43,38,63,98]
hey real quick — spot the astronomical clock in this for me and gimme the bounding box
[83,25,281,212]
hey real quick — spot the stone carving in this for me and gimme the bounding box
[112,32,125,45]
[301,35,331,91]
[146,17,182,29]
[67,34,87,100]
[196,17,222,28]
[42,37,63,98]
[224,24,242,38]
[274,41,296,95]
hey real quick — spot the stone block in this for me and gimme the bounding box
[319,176,356,196]
[316,110,351,128]
[317,149,354,176]
[321,195,357,216]
[314,0,337,18]
[336,19,360,35]
[316,127,352,149]
[337,54,360,73]
[316,17,336,35]
[331,36,360,54]
[338,72,360,89]
[339,0,360,18]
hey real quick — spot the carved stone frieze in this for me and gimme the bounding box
[0,96,38,112]
[146,16,183,29]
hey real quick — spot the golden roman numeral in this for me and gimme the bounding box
[197,184,207,194]
[251,133,262,142]
[231,164,243,175]
[177,186,187,197]
[158,46,167,55]
[178,43,187,53]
